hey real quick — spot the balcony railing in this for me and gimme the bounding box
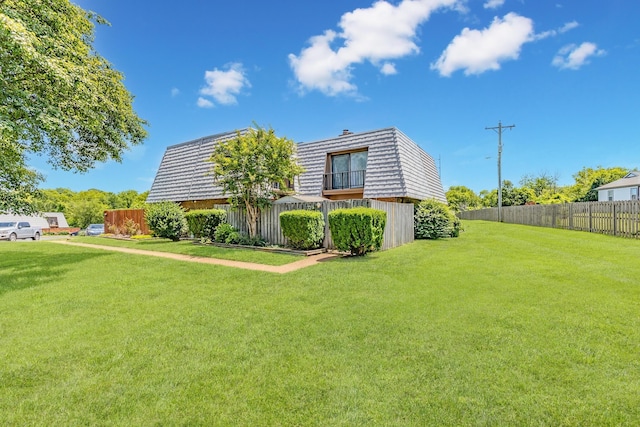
[323,170,366,191]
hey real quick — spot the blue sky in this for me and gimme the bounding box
[31,0,639,194]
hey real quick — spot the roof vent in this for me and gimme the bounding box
[341,129,353,136]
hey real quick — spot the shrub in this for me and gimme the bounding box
[213,223,236,243]
[121,218,141,236]
[328,207,386,256]
[185,209,227,239]
[414,199,461,239]
[279,210,325,250]
[144,201,187,241]
[237,234,268,247]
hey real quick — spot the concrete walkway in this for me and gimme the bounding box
[51,240,338,274]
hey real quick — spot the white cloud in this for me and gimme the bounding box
[199,62,251,106]
[559,21,579,33]
[170,87,180,97]
[483,0,505,9]
[534,20,579,40]
[552,42,605,70]
[380,62,397,75]
[196,97,214,108]
[289,0,462,96]
[431,13,534,76]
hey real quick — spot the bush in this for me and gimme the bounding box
[121,218,141,236]
[414,199,461,239]
[279,210,325,250]
[185,209,226,239]
[144,201,188,241]
[237,234,268,247]
[214,223,236,243]
[328,207,386,256]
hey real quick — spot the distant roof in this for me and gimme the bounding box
[596,171,640,190]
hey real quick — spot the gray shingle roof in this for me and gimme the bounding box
[147,127,446,203]
[146,130,242,203]
[596,171,640,190]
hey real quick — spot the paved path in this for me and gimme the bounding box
[51,240,338,274]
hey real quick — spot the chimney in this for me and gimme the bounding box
[341,129,353,136]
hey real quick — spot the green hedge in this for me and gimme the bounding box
[328,207,386,256]
[279,210,325,250]
[185,209,227,239]
[145,201,187,241]
[414,199,461,239]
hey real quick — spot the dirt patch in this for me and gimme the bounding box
[51,240,338,274]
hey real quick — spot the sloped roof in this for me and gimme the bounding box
[296,127,445,202]
[147,130,242,203]
[147,127,446,203]
[596,171,640,190]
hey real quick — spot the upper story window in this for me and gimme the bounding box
[608,190,614,201]
[631,187,638,200]
[324,150,368,190]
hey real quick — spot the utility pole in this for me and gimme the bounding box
[485,121,515,222]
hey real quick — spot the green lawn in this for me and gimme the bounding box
[1,221,639,426]
[69,235,302,265]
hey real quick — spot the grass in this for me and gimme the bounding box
[1,221,639,426]
[69,235,302,266]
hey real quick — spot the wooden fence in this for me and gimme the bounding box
[458,201,640,238]
[103,209,150,235]
[214,199,414,250]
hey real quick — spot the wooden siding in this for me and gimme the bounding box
[459,201,640,238]
[104,209,150,235]
[213,199,414,250]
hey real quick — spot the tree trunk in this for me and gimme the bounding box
[245,200,258,238]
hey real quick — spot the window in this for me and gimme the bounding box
[325,151,368,190]
[631,187,638,200]
[608,190,614,201]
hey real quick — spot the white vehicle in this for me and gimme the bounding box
[0,221,42,241]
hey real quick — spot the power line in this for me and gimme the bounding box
[485,121,515,222]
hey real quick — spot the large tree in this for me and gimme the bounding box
[570,166,629,202]
[0,0,147,213]
[209,125,304,238]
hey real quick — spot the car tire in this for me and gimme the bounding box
[9,233,17,242]
[33,233,40,241]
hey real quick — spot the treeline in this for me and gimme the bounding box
[34,188,148,229]
[446,166,634,211]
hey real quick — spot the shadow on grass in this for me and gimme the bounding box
[0,249,109,296]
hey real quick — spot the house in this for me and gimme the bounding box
[147,127,446,208]
[596,171,640,201]
[0,212,69,229]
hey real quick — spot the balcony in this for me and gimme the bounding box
[323,170,366,191]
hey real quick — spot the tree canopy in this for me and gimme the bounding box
[0,0,147,213]
[445,185,481,212]
[209,125,304,238]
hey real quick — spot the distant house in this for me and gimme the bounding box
[596,171,640,201]
[147,127,446,208]
[0,212,69,228]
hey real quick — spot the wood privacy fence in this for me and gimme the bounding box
[103,209,150,235]
[214,199,414,250]
[458,201,640,238]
